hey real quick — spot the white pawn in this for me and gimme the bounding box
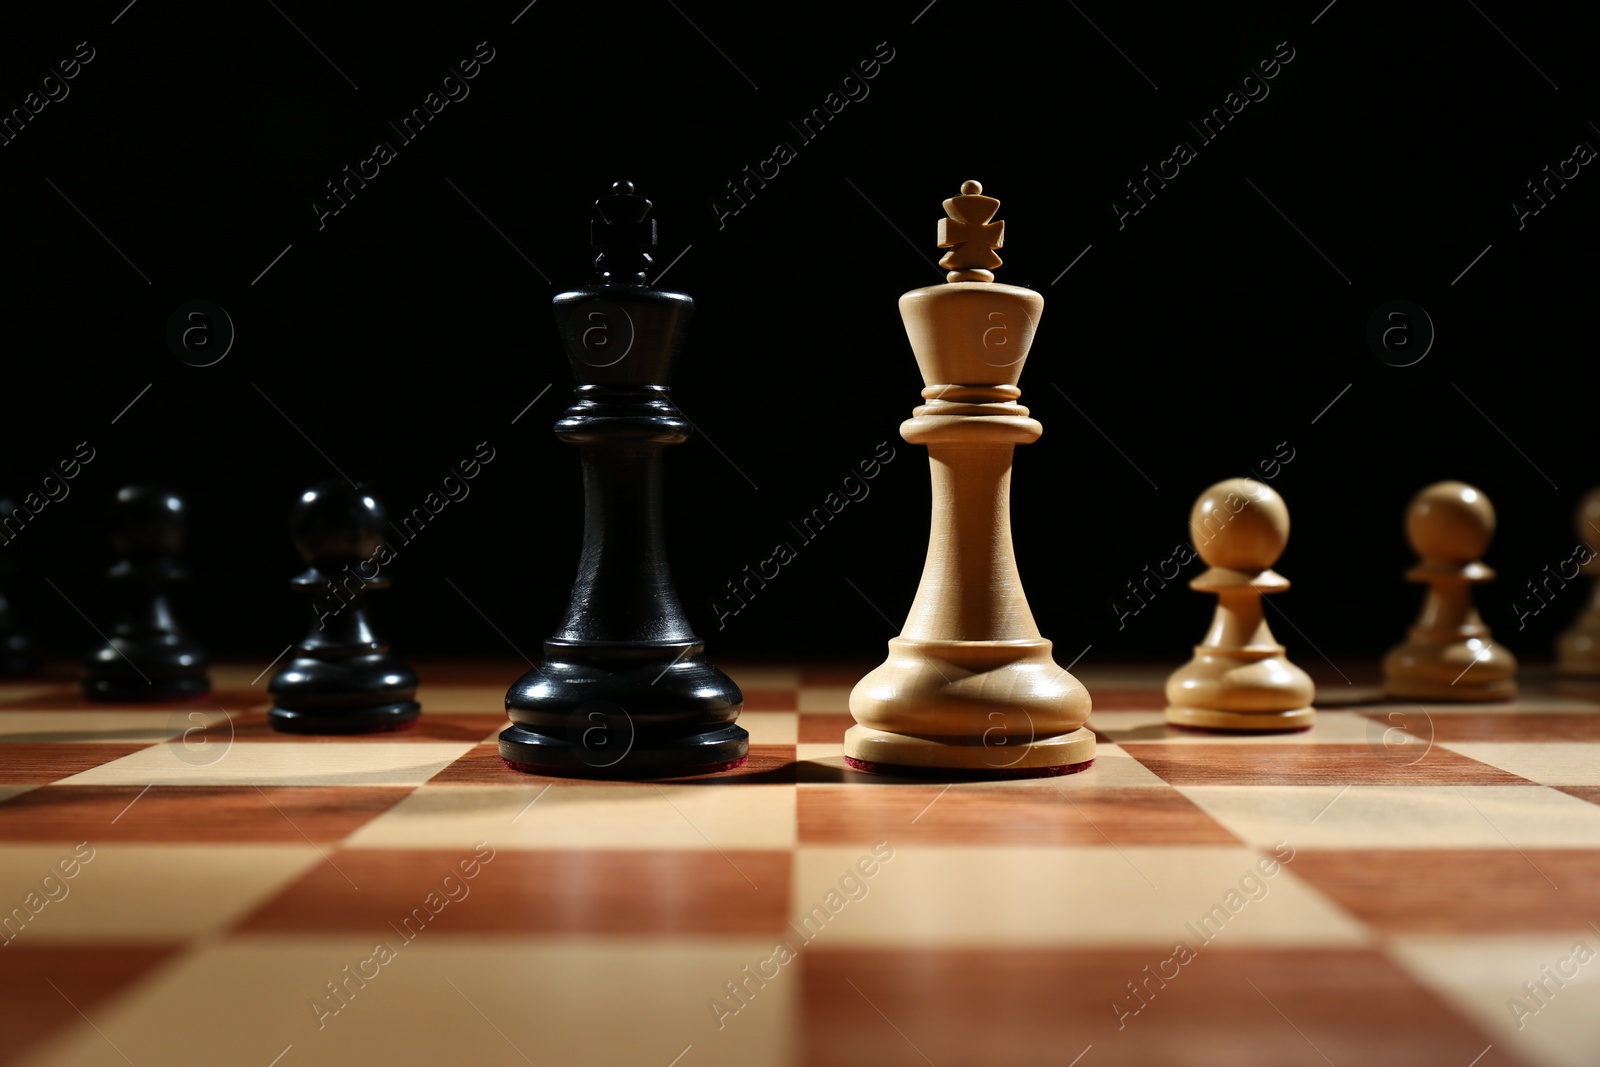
[1556,487,1600,676]
[1384,481,1516,700]
[1165,478,1315,731]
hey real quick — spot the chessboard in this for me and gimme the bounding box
[3,661,1600,1067]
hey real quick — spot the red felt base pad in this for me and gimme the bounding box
[842,755,1095,779]
[499,754,749,779]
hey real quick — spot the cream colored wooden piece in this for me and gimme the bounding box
[1383,481,1517,701]
[845,181,1094,773]
[1556,487,1600,677]
[1164,479,1315,730]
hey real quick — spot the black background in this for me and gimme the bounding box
[0,0,1592,678]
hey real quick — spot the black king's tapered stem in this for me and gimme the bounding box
[501,182,746,776]
[554,384,693,645]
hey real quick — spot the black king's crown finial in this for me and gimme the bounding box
[591,179,657,285]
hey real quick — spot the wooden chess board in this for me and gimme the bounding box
[3,661,1599,1067]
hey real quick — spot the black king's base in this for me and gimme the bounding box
[497,386,751,777]
[502,641,746,777]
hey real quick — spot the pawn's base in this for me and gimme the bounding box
[1383,678,1516,702]
[842,724,1096,775]
[267,651,421,733]
[498,722,749,778]
[268,701,422,735]
[1557,626,1600,677]
[1383,639,1517,702]
[84,635,210,703]
[0,656,42,677]
[1164,705,1316,732]
[83,675,211,703]
[0,634,40,677]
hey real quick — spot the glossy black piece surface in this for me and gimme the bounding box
[83,486,210,701]
[268,482,420,733]
[502,181,746,776]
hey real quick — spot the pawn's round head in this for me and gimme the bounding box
[1406,481,1494,563]
[111,485,187,557]
[290,482,387,566]
[1575,487,1600,545]
[1188,478,1289,571]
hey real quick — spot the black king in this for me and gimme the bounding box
[500,181,748,776]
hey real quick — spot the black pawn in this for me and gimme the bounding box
[268,482,420,733]
[83,486,209,701]
[0,498,40,675]
[501,180,747,776]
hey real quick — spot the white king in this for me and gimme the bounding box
[845,181,1095,776]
